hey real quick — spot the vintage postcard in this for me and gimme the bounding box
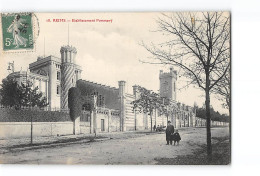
[0,12,231,165]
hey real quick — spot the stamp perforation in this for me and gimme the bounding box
[0,12,39,54]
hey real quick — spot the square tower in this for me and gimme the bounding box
[159,67,177,101]
[29,55,62,109]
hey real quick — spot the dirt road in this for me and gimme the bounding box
[0,127,229,164]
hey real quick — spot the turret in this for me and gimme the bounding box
[159,67,177,100]
[60,45,77,109]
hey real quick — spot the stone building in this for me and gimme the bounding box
[7,70,49,99]
[77,67,196,131]
[8,45,82,110]
[7,45,196,132]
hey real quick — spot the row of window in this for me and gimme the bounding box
[55,64,61,69]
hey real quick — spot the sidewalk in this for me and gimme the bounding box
[0,130,159,154]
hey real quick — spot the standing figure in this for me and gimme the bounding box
[7,14,28,48]
[165,121,174,145]
[172,130,181,146]
[153,124,156,131]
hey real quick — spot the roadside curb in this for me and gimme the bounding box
[0,131,163,154]
[0,137,110,154]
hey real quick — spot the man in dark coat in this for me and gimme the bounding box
[166,121,174,145]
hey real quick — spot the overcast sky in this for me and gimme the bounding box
[0,12,228,114]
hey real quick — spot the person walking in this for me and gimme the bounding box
[166,121,174,145]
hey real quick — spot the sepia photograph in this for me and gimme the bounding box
[0,12,231,165]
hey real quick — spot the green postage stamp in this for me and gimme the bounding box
[1,13,34,51]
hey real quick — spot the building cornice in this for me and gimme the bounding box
[29,55,62,70]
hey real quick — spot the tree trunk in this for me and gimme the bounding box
[90,111,92,133]
[228,99,231,159]
[150,111,153,132]
[229,106,231,141]
[205,72,212,160]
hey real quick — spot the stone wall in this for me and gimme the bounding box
[0,107,71,122]
[0,121,73,139]
[94,107,120,133]
[125,93,136,131]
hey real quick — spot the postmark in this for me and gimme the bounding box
[0,12,38,52]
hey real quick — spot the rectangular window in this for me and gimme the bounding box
[57,85,60,95]
[101,119,105,131]
[57,71,61,80]
[99,95,102,106]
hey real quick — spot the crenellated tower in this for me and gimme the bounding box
[159,67,177,101]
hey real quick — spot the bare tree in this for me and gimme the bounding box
[142,12,230,159]
[212,65,231,142]
[131,86,164,132]
[212,65,231,116]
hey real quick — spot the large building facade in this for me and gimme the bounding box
[8,45,82,110]
[7,45,197,132]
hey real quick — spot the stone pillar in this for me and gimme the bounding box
[133,85,138,131]
[48,61,56,109]
[93,110,97,135]
[90,111,94,134]
[108,109,111,132]
[118,81,126,132]
[154,109,157,127]
[176,103,180,128]
[133,85,138,97]
[46,80,49,105]
[188,114,191,127]
[162,113,164,127]
[39,79,42,92]
[73,117,80,135]
[91,95,97,135]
